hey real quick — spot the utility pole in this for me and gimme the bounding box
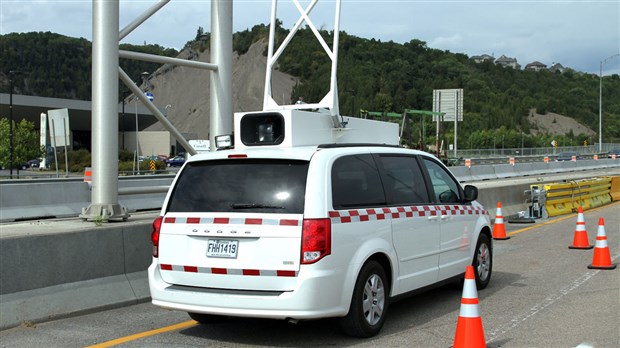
[9,72,14,179]
[8,70,20,179]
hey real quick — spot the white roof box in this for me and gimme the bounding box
[232,110,399,149]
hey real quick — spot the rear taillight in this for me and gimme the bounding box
[301,218,331,264]
[151,216,163,257]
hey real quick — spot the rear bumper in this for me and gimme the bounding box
[148,261,349,320]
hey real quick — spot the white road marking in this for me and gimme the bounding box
[486,253,619,342]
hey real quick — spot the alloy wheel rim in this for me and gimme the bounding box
[362,274,385,325]
[477,243,491,281]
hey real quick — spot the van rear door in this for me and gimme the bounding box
[157,159,309,291]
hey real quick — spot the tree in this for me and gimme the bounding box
[0,118,44,170]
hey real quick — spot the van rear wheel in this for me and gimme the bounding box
[339,260,389,338]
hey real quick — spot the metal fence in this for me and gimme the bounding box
[455,143,619,159]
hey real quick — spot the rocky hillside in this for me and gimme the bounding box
[137,40,296,139]
[527,109,595,137]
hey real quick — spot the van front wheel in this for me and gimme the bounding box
[473,233,492,289]
[339,260,389,338]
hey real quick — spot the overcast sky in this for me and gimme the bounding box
[1,0,619,75]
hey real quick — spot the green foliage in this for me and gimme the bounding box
[0,118,44,168]
[0,32,178,100]
[49,149,91,172]
[2,30,620,145]
[118,161,135,173]
[119,149,134,162]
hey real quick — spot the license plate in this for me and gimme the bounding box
[206,239,238,258]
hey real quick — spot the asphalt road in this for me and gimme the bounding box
[1,203,618,348]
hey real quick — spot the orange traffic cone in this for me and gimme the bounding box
[587,218,616,270]
[492,202,510,240]
[454,265,486,348]
[569,206,593,249]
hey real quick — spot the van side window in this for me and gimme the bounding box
[332,154,386,209]
[422,158,461,204]
[378,155,430,205]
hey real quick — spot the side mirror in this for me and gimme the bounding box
[463,185,478,202]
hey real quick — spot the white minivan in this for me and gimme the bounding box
[148,110,492,337]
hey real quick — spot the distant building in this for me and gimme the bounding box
[494,55,521,69]
[525,61,547,71]
[471,54,494,63]
[549,63,566,74]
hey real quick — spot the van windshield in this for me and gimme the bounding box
[166,159,309,214]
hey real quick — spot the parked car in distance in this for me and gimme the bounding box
[1,162,29,170]
[607,148,620,158]
[166,155,185,167]
[555,152,582,161]
[28,159,40,168]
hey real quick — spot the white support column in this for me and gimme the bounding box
[81,0,128,221]
[210,0,233,151]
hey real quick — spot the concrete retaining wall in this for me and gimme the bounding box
[0,215,153,329]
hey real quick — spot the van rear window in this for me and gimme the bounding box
[167,159,309,214]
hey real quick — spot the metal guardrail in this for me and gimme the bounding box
[454,143,619,159]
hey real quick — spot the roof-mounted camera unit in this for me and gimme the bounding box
[233,110,399,150]
[240,112,284,146]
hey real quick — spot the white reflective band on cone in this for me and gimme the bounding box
[459,303,480,318]
[595,237,608,248]
[462,279,478,299]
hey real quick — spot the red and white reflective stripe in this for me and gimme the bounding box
[329,205,486,224]
[160,264,297,277]
[163,217,300,226]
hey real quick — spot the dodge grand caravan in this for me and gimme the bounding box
[148,110,492,338]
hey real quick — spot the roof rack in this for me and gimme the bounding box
[318,143,402,149]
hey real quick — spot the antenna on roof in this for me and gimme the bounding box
[262,0,343,128]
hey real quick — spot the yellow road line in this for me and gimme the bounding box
[507,201,620,236]
[85,320,197,348]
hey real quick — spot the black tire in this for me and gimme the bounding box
[339,260,389,338]
[472,233,492,289]
[188,312,225,324]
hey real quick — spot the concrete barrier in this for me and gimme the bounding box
[468,165,497,181]
[449,166,472,182]
[0,213,155,329]
[530,162,551,176]
[0,176,174,222]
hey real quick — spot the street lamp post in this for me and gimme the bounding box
[8,70,21,179]
[8,71,15,179]
[599,53,620,152]
[135,95,140,175]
